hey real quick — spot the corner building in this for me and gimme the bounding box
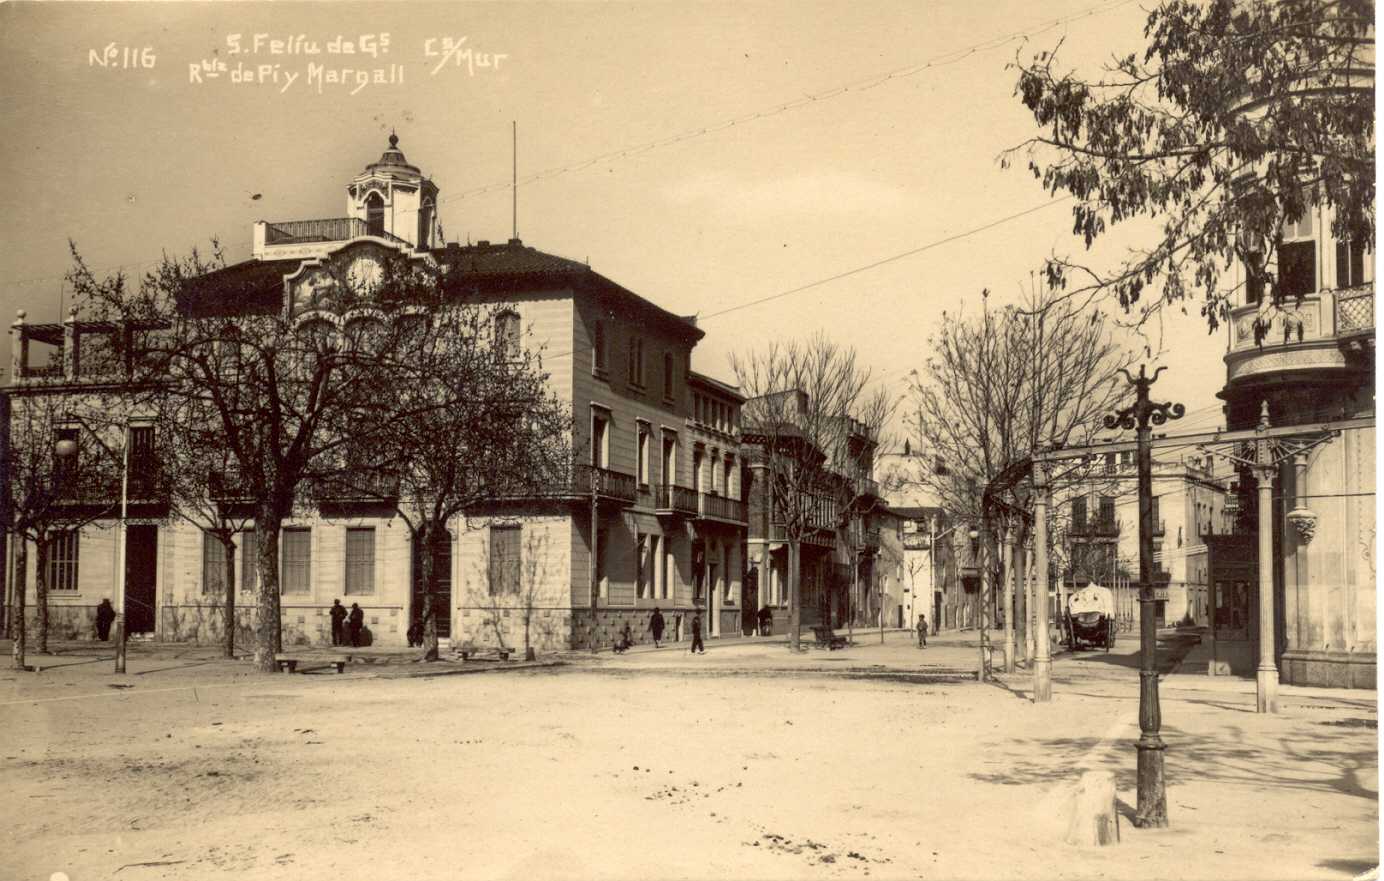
[6,137,749,652]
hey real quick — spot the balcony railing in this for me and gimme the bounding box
[854,475,881,499]
[655,483,699,515]
[569,464,638,504]
[1336,288,1374,335]
[770,522,835,547]
[698,492,747,523]
[265,217,370,245]
[314,472,401,503]
[1072,518,1120,537]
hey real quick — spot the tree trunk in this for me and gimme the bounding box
[222,534,237,659]
[253,507,284,673]
[12,540,26,669]
[788,539,801,651]
[418,519,440,662]
[34,537,49,654]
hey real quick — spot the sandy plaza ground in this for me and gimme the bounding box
[0,628,1376,881]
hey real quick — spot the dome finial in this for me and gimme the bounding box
[389,129,398,149]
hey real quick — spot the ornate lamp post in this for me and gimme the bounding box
[1104,365,1183,829]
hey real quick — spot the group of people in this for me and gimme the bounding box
[329,599,366,647]
[612,607,706,654]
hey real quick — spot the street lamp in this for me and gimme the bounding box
[1103,365,1183,829]
[55,424,129,673]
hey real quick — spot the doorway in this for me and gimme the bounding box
[411,530,453,638]
[125,525,158,634]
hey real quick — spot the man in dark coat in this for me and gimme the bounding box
[95,598,116,641]
[690,612,705,655]
[407,619,424,647]
[329,599,347,646]
[650,607,666,648]
[757,606,773,637]
[348,603,365,647]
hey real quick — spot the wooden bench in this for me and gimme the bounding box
[812,626,848,651]
[458,646,512,662]
[274,652,349,674]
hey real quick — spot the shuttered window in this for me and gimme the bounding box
[489,525,521,595]
[281,528,311,594]
[203,533,226,595]
[241,531,257,595]
[345,528,375,595]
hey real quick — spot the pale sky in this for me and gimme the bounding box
[0,0,1233,437]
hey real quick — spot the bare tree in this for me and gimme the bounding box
[3,392,121,665]
[67,245,408,672]
[343,283,571,661]
[905,287,1134,678]
[733,334,893,652]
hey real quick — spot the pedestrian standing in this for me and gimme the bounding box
[348,603,364,647]
[329,599,347,646]
[690,611,705,654]
[95,598,116,641]
[917,613,928,648]
[650,607,665,648]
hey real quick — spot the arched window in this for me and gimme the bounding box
[365,192,385,237]
[495,310,520,361]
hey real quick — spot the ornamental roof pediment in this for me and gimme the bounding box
[283,240,435,320]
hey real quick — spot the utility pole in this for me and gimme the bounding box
[1252,404,1279,713]
[1002,523,1015,673]
[589,468,599,653]
[1104,365,1183,829]
[1033,463,1052,701]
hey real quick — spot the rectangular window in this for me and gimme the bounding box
[48,530,79,592]
[662,434,677,489]
[637,422,650,486]
[241,530,258,595]
[650,535,662,599]
[1337,239,1367,288]
[723,457,734,499]
[1278,241,1316,299]
[1150,496,1161,530]
[488,525,521,595]
[345,528,376,595]
[129,425,156,496]
[693,449,704,493]
[203,532,227,595]
[281,528,311,594]
[663,351,675,400]
[662,540,674,600]
[1098,497,1116,530]
[628,336,645,387]
[1072,497,1087,531]
[636,534,650,599]
[593,320,607,373]
[591,409,609,468]
[596,525,607,599]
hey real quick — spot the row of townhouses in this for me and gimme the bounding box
[3,137,889,652]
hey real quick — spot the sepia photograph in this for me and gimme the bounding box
[0,1,1376,879]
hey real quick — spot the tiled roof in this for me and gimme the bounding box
[175,239,702,342]
[176,258,300,317]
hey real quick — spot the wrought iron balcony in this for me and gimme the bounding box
[854,475,881,499]
[655,483,699,516]
[769,521,835,547]
[698,492,747,524]
[1071,518,1121,538]
[568,464,638,504]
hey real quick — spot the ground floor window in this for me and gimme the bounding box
[202,532,227,595]
[281,528,312,594]
[240,530,258,595]
[345,527,376,595]
[489,525,521,595]
[47,530,79,592]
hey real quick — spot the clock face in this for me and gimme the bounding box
[347,253,383,292]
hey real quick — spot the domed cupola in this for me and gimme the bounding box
[346,131,439,250]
